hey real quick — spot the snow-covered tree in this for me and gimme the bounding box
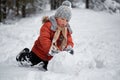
[78,0,120,13]
[89,0,120,13]
[104,0,120,13]
[0,0,49,23]
[50,0,64,10]
[0,0,7,22]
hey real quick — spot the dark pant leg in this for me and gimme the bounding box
[43,61,48,70]
[29,51,49,70]
[29,51,42,66]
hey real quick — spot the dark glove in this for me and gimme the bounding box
[64,45,74,55]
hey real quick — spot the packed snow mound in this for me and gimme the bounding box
[48,51,96,74]
[48,51,76,74]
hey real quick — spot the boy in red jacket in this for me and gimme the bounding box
[16,1,74,71]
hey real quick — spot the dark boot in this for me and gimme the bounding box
[42,61,48,71]
[16,48,31,65]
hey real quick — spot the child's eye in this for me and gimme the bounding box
[66,20,68,22]
[61,18,68,22]
[61,18,65,20]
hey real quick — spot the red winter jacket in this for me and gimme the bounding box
[32,20,74,61]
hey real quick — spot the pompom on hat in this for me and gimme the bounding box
[62,0,72,8]
[54,5,72,22]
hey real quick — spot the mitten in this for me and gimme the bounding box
[64,45,74,55]
[48,45,60,56]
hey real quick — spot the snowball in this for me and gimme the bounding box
[48,51,79,74]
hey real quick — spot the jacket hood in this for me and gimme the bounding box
[49,16,72,33]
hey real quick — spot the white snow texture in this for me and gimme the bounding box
[0,8,120,80]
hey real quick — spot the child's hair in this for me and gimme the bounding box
[42,16,49,24]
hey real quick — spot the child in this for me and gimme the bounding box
[16,2,74,71]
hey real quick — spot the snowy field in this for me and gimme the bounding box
[0,8,120,80]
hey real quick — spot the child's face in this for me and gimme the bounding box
[56,18,68,27]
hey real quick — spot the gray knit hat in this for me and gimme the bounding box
[55,5,72,22]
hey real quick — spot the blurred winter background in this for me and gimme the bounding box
[0,0,120,80]
[1,0,120,24]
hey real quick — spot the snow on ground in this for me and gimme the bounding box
[0,8,120,80]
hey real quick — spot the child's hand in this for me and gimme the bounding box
[48,49,60,56]
[48,45,60,56]
[64,45,74,55]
